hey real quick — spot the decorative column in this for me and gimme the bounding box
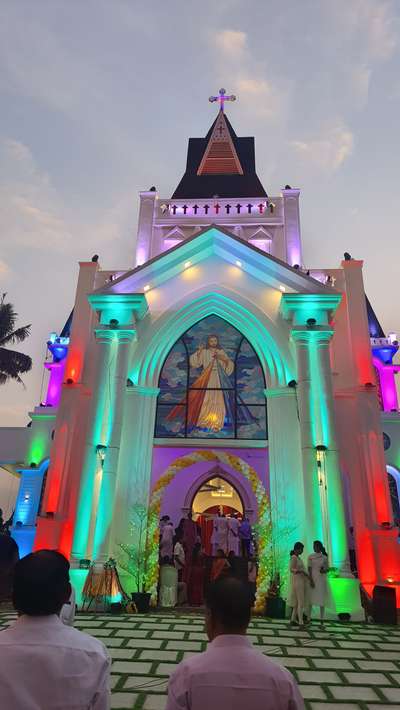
[292,328,349,571]
[282,188,302,267]
[291,332,324,550]
[71,329,114,562]
[112,385,160,551]
[136,190,157,265]
[93,329,135,561]
[266,386,305,581]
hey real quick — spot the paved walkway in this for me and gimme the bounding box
[1,611,400,708]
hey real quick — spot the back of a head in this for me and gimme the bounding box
[205,576,251,633]
[13,549,70,616]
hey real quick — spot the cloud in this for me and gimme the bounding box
[211,28,290,121]
[291,122,354,173]
[0,138,72,250]
[327,0,399,61]
[0,259,10,277]
[351,64,372,106]
[217,29,246,57]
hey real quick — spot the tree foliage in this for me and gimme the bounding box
[0,294,32,386]
[117,503,152,592]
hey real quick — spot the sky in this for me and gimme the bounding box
[1,0,400,426]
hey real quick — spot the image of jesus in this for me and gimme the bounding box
[167,334,234,433]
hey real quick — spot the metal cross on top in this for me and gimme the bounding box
[209,87,236,112]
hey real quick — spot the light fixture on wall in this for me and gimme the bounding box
[184,261,192,269]
[279,285,286,292]
[235,260,242,267]
[96,444,107,467]
[144,284,150,292]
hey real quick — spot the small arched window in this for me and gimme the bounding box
[155,315,267,440]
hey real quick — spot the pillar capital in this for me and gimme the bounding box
[291,327,334,345]
[94,328,116,344]
[88,293,148,327]
[115,328,136,343]
[280,293,341,325]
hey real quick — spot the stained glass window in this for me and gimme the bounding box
[155,315,267,440]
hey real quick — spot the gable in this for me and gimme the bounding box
[93,226,332,299]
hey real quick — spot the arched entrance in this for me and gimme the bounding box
[146,449,271,609]
[191,465,244,555]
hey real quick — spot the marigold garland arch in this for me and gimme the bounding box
[145,449,271,610]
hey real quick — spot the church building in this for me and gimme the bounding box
[1,90,399,614]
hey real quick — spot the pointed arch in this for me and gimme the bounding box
[154,314,267,440]
[131,286,294,390]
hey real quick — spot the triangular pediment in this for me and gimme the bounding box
[197,112,243,176]
[93,225,333,299]
[164,226,186,241]
[248,226,273,241]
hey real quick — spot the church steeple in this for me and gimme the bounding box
[171,96,267,199]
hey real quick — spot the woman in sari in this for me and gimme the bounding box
[210,549,230,582]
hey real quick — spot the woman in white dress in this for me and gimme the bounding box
[308,540,329,623]
[288,542,311,629]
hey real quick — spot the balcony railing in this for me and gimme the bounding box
[154,197,283,221]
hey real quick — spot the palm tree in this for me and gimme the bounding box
[0,294,32,386]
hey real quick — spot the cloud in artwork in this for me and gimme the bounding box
[291,121,354,173]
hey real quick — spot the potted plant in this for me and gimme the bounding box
[118,503,152,613]
[265,572,286,618]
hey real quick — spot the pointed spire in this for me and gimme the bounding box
[197,111,244,176]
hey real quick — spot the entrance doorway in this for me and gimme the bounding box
[191,475,243,555]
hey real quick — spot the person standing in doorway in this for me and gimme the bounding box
[288,542,310,630]
[239,516,252,557]
[160,521,174,561]
[174,531,186,582]
[227,513,240,556]
[307,540,329,624]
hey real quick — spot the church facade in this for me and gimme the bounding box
[2,96,400,613]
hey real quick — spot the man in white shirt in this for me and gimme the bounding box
[166,576,304,710]
[0,549,111,710]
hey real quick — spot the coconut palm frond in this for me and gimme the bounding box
[0,347,32,386]
[0,324,31,346]
[0,301,17,342]
[0,296,32,388]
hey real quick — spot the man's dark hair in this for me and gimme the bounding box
[205,576,251,632]
[12,549,70,616]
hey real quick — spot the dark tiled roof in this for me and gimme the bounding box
[366,296,385,338]
[60,309,74,339]
[171,113,267,199]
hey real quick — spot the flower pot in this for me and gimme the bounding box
[265,596,286,619]
[132,592,151,614]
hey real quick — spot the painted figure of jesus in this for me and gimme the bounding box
[167,334,234,433]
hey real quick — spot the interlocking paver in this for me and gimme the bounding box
[297,670,341,684]
[110,691,137,708]
[329,685,380,701]
[344,672,389,685]
[112,661,152,674]
[142,696,168,709]
[298,684,327,699]
[380,687,400,703]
